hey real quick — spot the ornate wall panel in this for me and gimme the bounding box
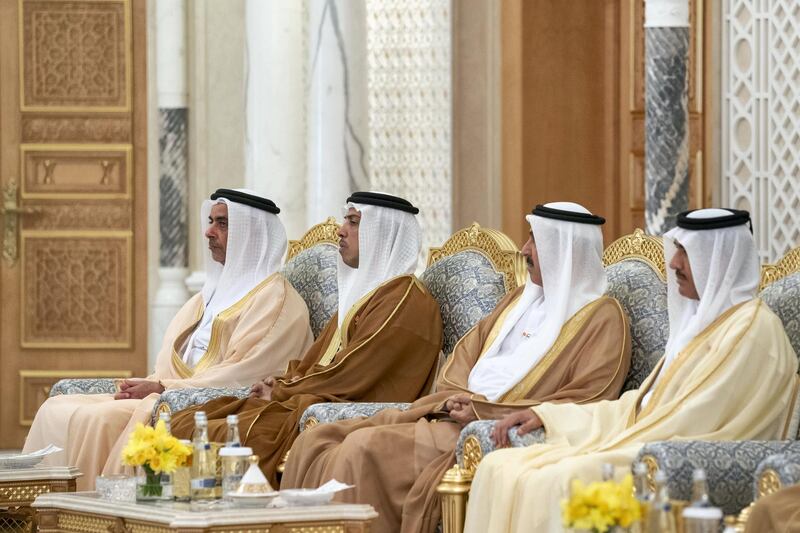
[722,0,800,262]
[21,233,131,348]
[366,0,452,262]
[20,0,131,111]
[22,116,132,144]
[20,144,131,199]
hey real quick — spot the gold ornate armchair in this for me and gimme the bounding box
[437,229,670,533]
[634,245,800,528]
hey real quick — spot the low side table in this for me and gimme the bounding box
[0,467,80,533]
[34,492,378,533]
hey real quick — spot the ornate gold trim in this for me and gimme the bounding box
[437,465,473,533]
[460,436,483,476]
[19,230,133,349]
[736,503,754,532]
[303,417,319,431]
[19,144,133,200]
[19,369,132,425]
[640,454,659,493]
[17,0,133,114]
[602,228,666,281]
[286,217,340,261]
[427,222,526,293]
[760,246,800,290]
[757,468,782,499]
[276,450,290,475]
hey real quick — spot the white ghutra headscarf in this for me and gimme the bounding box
[467,202,608,401]
[641,208,759,407]
[183,189,288,366]
[336,199,422,327]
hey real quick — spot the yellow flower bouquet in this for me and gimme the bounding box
[121,420,191,500]
[561,474,642,533]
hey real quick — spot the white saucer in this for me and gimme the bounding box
[228,491,279,507]
[279,488,335,506]
[0,454,44,470]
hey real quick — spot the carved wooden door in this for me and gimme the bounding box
[0,0,148,448]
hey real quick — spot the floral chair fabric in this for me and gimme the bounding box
[455,421,545,467]
[281,243,339,338]
[635,270,800,516]
[298,402,412,431]
[49,378,117,396]
[152,386,250,422]
[419,251,507,356]
[753,452,800,499]
[635,441,800,515]
[605,259,669,392]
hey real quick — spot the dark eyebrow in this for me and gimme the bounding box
[208,216,228,223]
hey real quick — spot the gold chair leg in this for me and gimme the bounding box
[437,465,474,533]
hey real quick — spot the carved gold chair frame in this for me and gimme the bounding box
[438,229,667,533]
[635,244,800,531]
[285,216,340,261]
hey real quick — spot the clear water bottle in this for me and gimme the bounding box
[646,471,677,533]
[601,462,615,481]
[690,468,711,507]
[633,462,652,502]
[159,411,172,433]
[190,412,216,500]
[225,414,241,447]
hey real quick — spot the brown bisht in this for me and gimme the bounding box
[171,274,442,485]
[281,287,632,533]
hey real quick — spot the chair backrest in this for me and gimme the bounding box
[281,217,340,338]
[760,247,800,361]
[420,222,526,356]
[603,229,669,392]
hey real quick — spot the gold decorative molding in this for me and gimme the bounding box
[640,454,660,493]
[18,0,132,113]
[437,465,473,533]
[276,450,291,475]
[760,247,800,291]
[602,228,666,281]
[57,512,117,533]
[757,468,783,499]
[0,481,50,506]
[20,231,132,349]
[427,222,526,293]
[19,144,133,200]
[286,527,344,533]
[460,436,483,476]
[287,217,340,261]
[736,503,754,532]
[22,116,132,144]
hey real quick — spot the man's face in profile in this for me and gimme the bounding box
[521,231,543,286]
[669,240,700,300]
[205,202,228,264]
[338,207,361,268]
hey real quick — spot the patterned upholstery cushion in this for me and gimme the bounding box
[637,440,800,515]
[298,402,412,431]
[281,243,339,338]
[455,420,545,467]
[753,452,800,498]
[760,272,800,359]
[152,387,250,424]
[606,259,669,392]
[420,251,507,356]
[49,378,117,397]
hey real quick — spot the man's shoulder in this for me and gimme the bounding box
[577,296,627,326]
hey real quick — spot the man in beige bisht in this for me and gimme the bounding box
[281,202,632,533]
[23,189,314,490]
[464,208,800,533]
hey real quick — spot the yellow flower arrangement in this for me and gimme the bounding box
[121,420,192,498]
[561,474,642,533]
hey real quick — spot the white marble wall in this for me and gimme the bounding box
[306,0,370,226]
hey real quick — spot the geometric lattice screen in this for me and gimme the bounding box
[722,0,800,262]
[366,0,453,267]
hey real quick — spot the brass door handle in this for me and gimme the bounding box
[1,179,39,264]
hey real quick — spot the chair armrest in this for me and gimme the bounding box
[49,378,117,397]
[636,440,800,515]
[151,386,251,423]
[455,419,545,470]
[298,402,412,431]
[753,452,800,500]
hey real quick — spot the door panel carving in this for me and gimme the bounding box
[21,145,131,198]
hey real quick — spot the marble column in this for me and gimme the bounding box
[306,0,369,226]
[151,0,190,362]
[244,0,307,239]
[644,0,690,235]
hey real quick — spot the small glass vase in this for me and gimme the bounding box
[136,464,173,501]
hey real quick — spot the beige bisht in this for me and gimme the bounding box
[23,190,314,490]
[464,209,800,533]
[744,484,800,532]
[282,202,632,533]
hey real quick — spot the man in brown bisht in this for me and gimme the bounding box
[171,191,443,485]
[281,201,632,533]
